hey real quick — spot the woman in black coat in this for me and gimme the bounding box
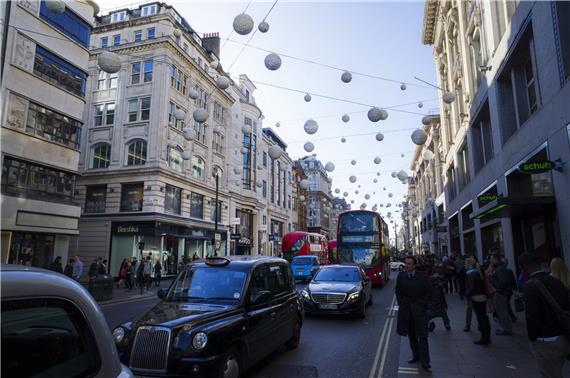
[427,273,451,331]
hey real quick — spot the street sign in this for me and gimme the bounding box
[260,225,268,232]
[230,233,241,240]
[232,218,241,225]
[214,233,221,241]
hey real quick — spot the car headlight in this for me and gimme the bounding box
[112,327,125,344]
[347,292,360,302]
[192,332,208,350]
[301,290,310,300]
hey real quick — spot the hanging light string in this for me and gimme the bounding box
[226,0,279,72]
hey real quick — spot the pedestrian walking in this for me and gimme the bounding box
[519,252,570,378]
[72,255,83,281]
[396,255,432,371]
[154,260,162,287]
[118,258,127,288]
[443,255,456,294]
[49,256,63,274]
[125,259,134,290]
[550,258,570,289]
[97,257,106,275]
[143,256,152,290]
[455,255,466,299]
[465,257,491,345]
[489,253,513,335]
[88,259,99,278]
[504,257,518,323]
[64,258,74,278]
[427,273,451,332]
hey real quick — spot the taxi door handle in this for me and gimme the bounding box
[270,312,276,317]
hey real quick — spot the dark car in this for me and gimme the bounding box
[113,256,303,378]
[300,264,373,318]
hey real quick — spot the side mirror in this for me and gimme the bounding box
[249,290,271,305]
[157,289,166,300]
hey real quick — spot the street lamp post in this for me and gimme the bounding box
[213,173,219,256]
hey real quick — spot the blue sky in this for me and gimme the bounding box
[97,0,438,223]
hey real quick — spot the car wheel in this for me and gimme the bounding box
[357,301,366,319]
[285,317,302,349]
[218,348,240,378]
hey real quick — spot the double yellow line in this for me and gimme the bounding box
[369,295,397,378]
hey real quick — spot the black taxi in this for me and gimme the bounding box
[112,256,303,378]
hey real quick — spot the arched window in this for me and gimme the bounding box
[192,156,205,180]
[91,143,111,168]
[212,166,223,182]
[168,146,183,172]
[125,139,147,166]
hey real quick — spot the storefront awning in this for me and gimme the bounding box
[470,196,556,221]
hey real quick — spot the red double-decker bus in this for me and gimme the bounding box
[281,232,329,264]
[336,210,389,285]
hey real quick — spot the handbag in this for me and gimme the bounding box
[532,279,570,338]
[514,292,525,312]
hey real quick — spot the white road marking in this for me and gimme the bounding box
[369,295,397,378]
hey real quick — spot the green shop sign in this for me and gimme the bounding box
[478,194,499,202]
[518,159,563,174]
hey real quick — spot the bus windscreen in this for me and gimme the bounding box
[339,212,379,233]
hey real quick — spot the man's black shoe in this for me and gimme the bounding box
[421,363,431,371]
[474,339,491,345]
[408,357,419,364]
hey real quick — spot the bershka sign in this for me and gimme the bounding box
[518,160,557,174]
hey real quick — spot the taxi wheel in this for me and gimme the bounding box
[218,348,240,378]
[285,318,301,349]
[357,301,367,319]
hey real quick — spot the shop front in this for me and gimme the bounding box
[270,219,284,256]
[235,209,254,255]
[2,231,71,269]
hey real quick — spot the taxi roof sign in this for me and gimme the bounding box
[205,256,231,266]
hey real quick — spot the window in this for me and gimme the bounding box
[190,193,204,218]
[125,139,146,166]
[142,4,157,16]
[100,36,108,48]
[94,103,115,126]
[267,264,290,296]
[556,2,570,80]
[212,132,224,154]
[111,11,126,23]
[263,215,267,225]
[193,85,207,109]
[143,60,153,82]
[472,102,494,173]
[113,34,121,46]
[523,56,538,114]
[262,151,267,167]
[131,62,140,84]
[262,180,267,197]
[120,182,143,212]
[91,143,111,168]
[147,27,155,39]
[288,195,291,209]
[210,200,222,222]
[193,121,206,144]
[242,132,251,189]
[446,164,457,201]
[97,70,117,89]
[165,185,182,215]
[25,100,80,149]
[134,30,142,42]
[1,157,76,203]
[192,156,205,180]
[131,60,152,84]
[34,46,87,97]
[183,43,188,52]
[2,298,101,378]
[457,144,470,191]
[85,185,106,213]
[170,66,186,93]
[213,102,224,123]
[167,102,185,129]
[39,1,91,48]
[182,74,188,95]
[167,146,183,172]
[127,97,151,122]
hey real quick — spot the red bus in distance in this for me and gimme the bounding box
[281,232,329,265]
[336,210,390,285]
[327,240,338,264]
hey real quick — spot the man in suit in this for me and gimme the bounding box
[519,253,570,378]
[396,255,432,371]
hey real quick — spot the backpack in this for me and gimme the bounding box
[532,279,570,339]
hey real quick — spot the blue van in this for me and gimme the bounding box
[291,255,320,282]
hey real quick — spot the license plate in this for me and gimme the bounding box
[319,304,337,310]
[296,269,305,273]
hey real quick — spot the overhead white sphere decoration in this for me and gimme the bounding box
[341,137,347,143]
[193,109,209,123]
[299,179,309,190]
[422,149,435,161]
[98,51,121,74]
[360,203,367,209]
[355,190,359,194]
[233,166,242,175]
[181,150,192,160]
[411,128,428,145]
[341,71,352,83]
[375,133,384,142]
[258,20,270,33]
[367,107,383,122]
[174,108,185,121]
[210,59,219,69]
[335,188,341,194]
[45,0,66,14]
[173,29,182,38]
[350,160,357,166]
[303,141,315,153]
[268,145,283,159]
[189,89,199,100]
[400,83,407,91]
[240,147,248,154]
[276,122,281,128]
[388,193,393,198]
[264,53,282,71]
[304,93,312,102]
[397,170,408,181]
[377,172,381,176]
[343,192,348,197]
[401,154,405,158]
[242,124,252,134]
[422,115,434,125]
[365,194,371,200]
[342,114,350,123]
[379,109,389,120]
[391,171,397,178]
[374,157,382,164]
[351,200,355,204]
[304,119,319,135]
[442,92,456,104]
[182,127,195,141]
[216,76,231,90]
[256,181,263,188]
[233,13,254,35]
[418,102,424,108]
[257,164,263,170]
[349,175,357,183]
[325,162,335,172]
[373,179,378,183]
[358,185,361,188]
[298,195,306,202]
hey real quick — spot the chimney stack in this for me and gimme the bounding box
[202,32,220,59]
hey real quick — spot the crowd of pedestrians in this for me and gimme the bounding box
[395,251,570,377]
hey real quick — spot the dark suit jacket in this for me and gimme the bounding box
[395,270,431,337]
[524,272,570,341]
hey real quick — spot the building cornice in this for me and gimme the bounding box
[422,0,439,45]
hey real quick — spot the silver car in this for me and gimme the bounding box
[1,264,133,378]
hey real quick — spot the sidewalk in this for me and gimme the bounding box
[397,293,570,377]
[95,277,175,306]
